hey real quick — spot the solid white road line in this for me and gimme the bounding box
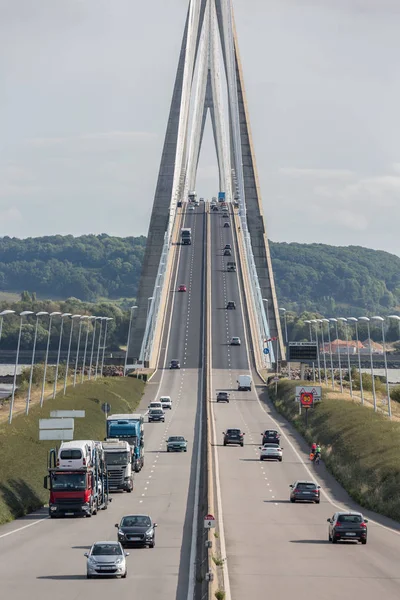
[0,517,49,539]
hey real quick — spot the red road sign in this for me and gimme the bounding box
[300,392,313,407]
[205,514,215,521]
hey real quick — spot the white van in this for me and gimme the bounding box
[237,375,252,391]
[57,440,94,469]
[160,396,172,409]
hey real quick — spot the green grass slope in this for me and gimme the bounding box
[269,380,400,521]
[0,378,144,525]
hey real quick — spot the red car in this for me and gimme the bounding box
[178,285,187,292]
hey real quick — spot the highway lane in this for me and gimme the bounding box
[210,209,400,600]
[0,204,206,600]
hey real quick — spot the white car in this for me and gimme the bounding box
[259,443,283,462]
[85,541,129,579]
[188,205,195,211]
[160,396,172,409]
[231,337,241,346]
[148,401,162,411]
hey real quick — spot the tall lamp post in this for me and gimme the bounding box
[40,311,61,407]
[63,314,81,395]
[88,317,101,380]
[101,317,113,377]
[310,320,321,384]
[338,318,353,397]
[329,318,343,392]
[317,319,328,385]
[9,311,34,424]
[372,316,391,418]
[279,307,290,379]
[358,316,376,411]
[27,311,48,413]
[95,317,105,380]
[348,317,364,404]
[53,312,71,399]
[0,309,15,343]
[388,315,400,342]
[124,306,137,376]
[81,316,94,383]
[73,316,88,387]
[322,318,334,388]
[304,319,315,382]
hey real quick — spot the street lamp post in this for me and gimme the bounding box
[279,308,290,379]
[388,315,400,343]
[358,317,376,411]
[372,316,391,418]
[311,320,321,384]
[0,309,15,343]
[317,319,328,385]
[88,317,101,380]
[329,318,343,392]
[73,316,88,387]
[124,306,137,376]
[322,318,334,388]
[95,318,105,380]
[26,311,48,414]
[63,314,81,395]
[147,297,154,319]
[338,318,353,397]
[53,313,71,399]
[9,311,34,424]
[348,317,364,405]
[304,320,315,382]
[40,312,61,407]
[101,318,113,377]
[81,316,94,383]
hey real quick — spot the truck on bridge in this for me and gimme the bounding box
[181,228,192,245]
[102,439,134,492]
[106,413,144,473]
[44,441,109,518]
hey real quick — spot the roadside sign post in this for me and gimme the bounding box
[204,514,216,529]
[39,417,75,441]
[295,387,321,427]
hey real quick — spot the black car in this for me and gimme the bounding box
[177,201,182,207]
[290,480,321,503]
[226,301,236,310]
[223,249,232,256]
[223,222,230,228]
[116,514,157,548]
[148,409,165,423]
[328,512,368,544]
[217,391,230,403]
[224,244,231,250]
[170,359,180,369]
[223,428,244,446]
[261,429,281,445]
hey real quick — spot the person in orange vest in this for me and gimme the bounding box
[309,451,315,461]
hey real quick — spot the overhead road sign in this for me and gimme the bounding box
[287,342,318,362]
[295,386,322,403]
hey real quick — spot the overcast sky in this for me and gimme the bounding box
[1,0,400,256]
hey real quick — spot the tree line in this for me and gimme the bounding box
[0,234,399,317]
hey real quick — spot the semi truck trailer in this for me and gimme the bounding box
[102,439,133,492]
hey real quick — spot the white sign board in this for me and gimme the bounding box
[50,410,85,418]
[39,418,74,430]
[204,514,216,529]
[39,429,74,441]
[295,386,322,402]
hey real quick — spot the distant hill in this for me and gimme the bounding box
[0,235,399,315]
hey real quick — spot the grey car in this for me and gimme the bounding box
[167,435,188,452]
[290,480,320,503]
[328,512,368,544]
[85,541,129,579]
[148,408,165,423]
[116,514,157,548]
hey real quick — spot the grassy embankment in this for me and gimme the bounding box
[269,379,400,521]
[0,377,144,525]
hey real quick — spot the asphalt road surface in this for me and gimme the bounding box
[0,204,206,600]
[209,210,400,600]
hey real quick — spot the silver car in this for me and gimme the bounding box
[85,541,129,579]
[259,443,283,461]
